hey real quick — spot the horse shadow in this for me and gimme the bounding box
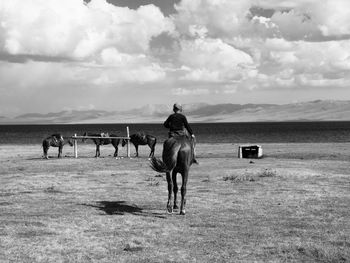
[82,201,166,219]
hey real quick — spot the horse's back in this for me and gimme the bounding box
[146,134,156,140]
[163,137,191,165]
[169,136,193,165]
[131,133,147,144]
[166,135,191,147]
[147,134,157,144]
[110,134,120,145]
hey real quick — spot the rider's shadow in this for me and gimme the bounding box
[83,201,166,218]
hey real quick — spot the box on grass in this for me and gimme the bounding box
[238,145,263,159]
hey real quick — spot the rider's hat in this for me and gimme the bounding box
[173,103,182,112]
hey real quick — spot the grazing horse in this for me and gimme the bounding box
[82,132,121,158]
[42,134,73,159]
[150,136,195,215]
[122,133,156,158]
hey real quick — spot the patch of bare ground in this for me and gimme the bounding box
[0,143,349,262]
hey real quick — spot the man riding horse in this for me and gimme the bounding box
[163,103,198,164]
[150,103,198,215]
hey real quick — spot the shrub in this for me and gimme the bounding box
[259,168,277,177]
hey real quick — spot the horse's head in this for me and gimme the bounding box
[67,138,74,147]
[82,132,88,143]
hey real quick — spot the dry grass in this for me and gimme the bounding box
[223,168,277,182]
[0,142,349,262]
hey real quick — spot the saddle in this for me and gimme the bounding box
[168,130,188,138]
[136,132,147,142]
[170,132,197,164]
[51,134,64,146]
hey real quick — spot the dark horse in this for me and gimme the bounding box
[150,136,195,215]
[42,134,73,159]
[122,133,156,158]
[82,132,121,158]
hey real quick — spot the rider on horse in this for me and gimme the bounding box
[163,103,198,164]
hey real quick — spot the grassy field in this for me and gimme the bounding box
[0,142,349,262]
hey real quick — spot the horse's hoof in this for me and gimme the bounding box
[180,210,186,215]
[166,206,173,214]
[173,204,179,210]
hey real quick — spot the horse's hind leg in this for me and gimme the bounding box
[58,146,63,158]
[180,169,189,215]
[113,140,119,157]
[148,139,156,158]
[135,145,139,157]
[95,145,100,158]
[149,144,155,158]
[113,146,118,157]
[172,170,179,210]
[166,172,173,214]
[43,146,49,159]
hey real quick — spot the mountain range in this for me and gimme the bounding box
[1,100,350,124]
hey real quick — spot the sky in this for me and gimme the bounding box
[1,0,350,116]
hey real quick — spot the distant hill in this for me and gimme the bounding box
[1,100,350,124]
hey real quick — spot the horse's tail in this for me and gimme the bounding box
[42,139,48,148]
[150,138,180,173]
[150,157,169,173]
[66,138,74,147]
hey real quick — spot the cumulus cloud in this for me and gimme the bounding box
[178,38,254,82]
[174,0,350,41]
[172,87,210,95]
[174,0,252,39]
[0,0,174,58]
[258,0,350,40]
[173,0,350,92]
[1,0,350,115]
[0,0,173,114]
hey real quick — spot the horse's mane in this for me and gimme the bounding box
[133,132,145,138]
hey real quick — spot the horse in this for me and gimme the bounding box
[150,135,195,215]
[122,133,156,158]
[42,134,73,159]
[82,132,121,158]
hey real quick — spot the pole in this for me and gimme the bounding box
[74,133,78,158]
[126,126,130,158]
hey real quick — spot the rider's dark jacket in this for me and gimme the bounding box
[164,113,193,137]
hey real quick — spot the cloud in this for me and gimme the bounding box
[0,0,174,59]
[243,38,350,90]
[296,73,349,88]
[257,0,350,40]
[174,0,350,41]
[174,0,252,39]
[172,87,210,95]
[95,47,166,83]
[177,38,254,83]
[0,0,172,114]
[1,0,350,116]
